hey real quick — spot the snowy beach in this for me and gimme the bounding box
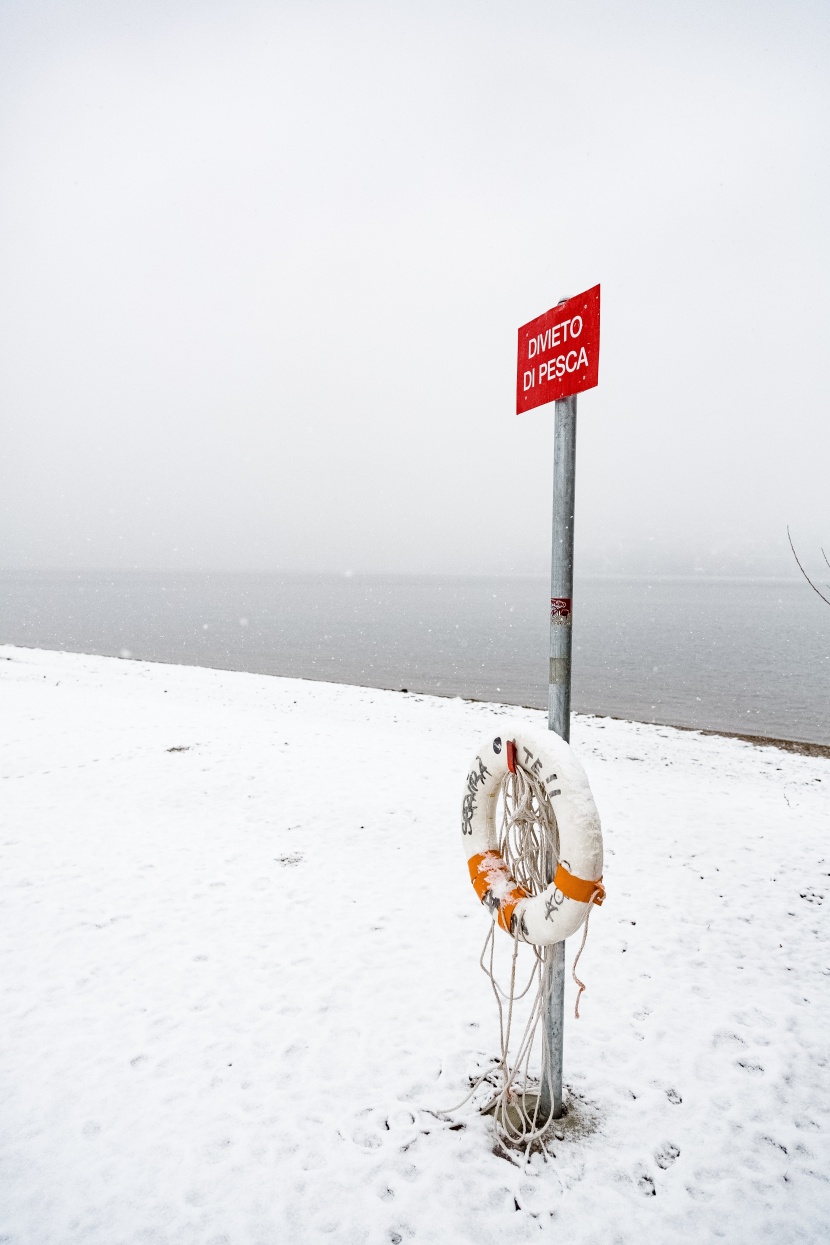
[1,645,828,1244]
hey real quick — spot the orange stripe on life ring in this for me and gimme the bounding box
[498,886,530,933]
[468,850,505,898]
[468,851,530,932]
[554,863,605,906]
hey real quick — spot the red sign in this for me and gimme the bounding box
[516,285,600,414]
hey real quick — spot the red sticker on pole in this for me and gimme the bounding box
[516,285,600,414]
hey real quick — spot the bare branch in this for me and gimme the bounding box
[787,527,830,607]
[822,546,830,572]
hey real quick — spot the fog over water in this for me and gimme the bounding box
[1,0,829,584]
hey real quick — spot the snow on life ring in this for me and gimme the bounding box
[461,725,604,945]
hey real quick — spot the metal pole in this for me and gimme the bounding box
[538,390,577,1122]
[549,394,576,745]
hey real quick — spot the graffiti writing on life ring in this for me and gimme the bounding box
[545,890,566,920]
[461,756,490,835]
[544,857,571,920]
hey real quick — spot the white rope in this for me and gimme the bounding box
[443,759,596,1159]
[498,762,560,897]
[479,762,560,1155]
[441,763,561,1156]
[571,883,602,1019]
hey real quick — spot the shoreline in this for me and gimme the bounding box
[5,641,829,761]
[581,712,830,760]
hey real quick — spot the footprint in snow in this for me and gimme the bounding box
[712,1030,746,1049]
[352,1127,383,1150]
[800,888,824,905]
[635,1169,656,1196]
[655,1142,680,1170]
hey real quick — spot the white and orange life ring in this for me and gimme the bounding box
[461,725,604,945]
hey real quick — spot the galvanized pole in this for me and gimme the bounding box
[538,389,577,1122]
[548,394,576,746]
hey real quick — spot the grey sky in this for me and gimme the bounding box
[1,0,828,577]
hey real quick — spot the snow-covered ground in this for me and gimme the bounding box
[1,645,828,1245]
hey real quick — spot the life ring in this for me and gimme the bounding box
[461,725,604,945]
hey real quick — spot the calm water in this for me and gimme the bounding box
[2,571,828,746]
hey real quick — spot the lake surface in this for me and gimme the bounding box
[2,571,828,746]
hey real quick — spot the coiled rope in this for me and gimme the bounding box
[446,759,597,1157]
